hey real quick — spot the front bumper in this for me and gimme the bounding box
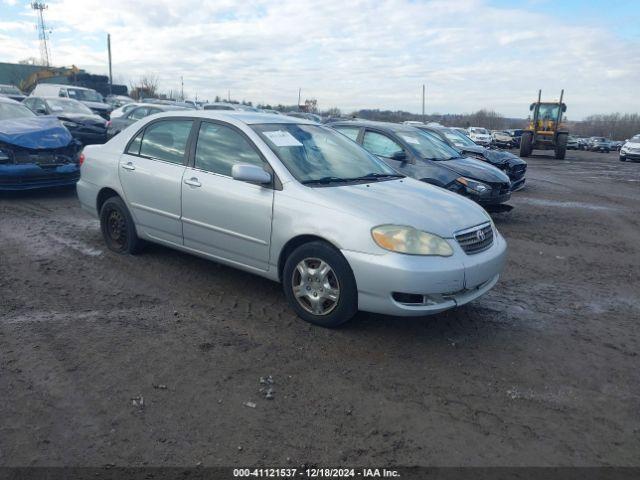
[0,163,80,190]
[621,152,640,161]
[342,230,507,317]
[474,190,511,206]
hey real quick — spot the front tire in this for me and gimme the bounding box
[520,131,533,157]
[283,241,358,327]
[555,133,568,159]
[100,196,143,254]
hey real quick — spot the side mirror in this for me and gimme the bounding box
[35,108,47,115]
[390,150,407,161]
[232,164,272,185]
[529,103,534,111]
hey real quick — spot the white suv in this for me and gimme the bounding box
[620,134,640,162]
[468,127,492,146]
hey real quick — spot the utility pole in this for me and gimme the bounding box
[31,2,51,67]
[298,88,301,108]
[107,33,113,94]
[180,76,184,101]
[422,84,426,123]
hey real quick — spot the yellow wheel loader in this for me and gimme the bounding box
[520,90,568,159]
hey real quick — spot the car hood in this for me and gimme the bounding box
[81,100,111,111]
[480,148,526,167]
[0,116,74,149]
[313,178,491,238]
[57,113,107,127]
[458,144,485,155]
[437,157,511,183]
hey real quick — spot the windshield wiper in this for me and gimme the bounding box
[347,173,404,182]
[301,176,352,185]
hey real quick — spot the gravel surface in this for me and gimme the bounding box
[1,149,639,467]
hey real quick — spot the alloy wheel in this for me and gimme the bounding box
[291,257,340,315]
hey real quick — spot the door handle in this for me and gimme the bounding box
[121,162,135,171]
[184,177,201,187]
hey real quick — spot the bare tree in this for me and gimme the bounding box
[129,74,159,100]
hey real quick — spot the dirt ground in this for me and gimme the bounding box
[1,149,639,468]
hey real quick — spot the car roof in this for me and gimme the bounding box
[35,83,92,91]
[138,104,188,111]
[33,96,84,102]
[148,110,316,125]
[329,119,419,133]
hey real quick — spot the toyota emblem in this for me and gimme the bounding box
[476,229,486,241]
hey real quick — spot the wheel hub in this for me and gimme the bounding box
[292,257,340,316]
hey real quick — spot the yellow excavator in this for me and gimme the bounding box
[19,65,81,94]
[520,89,568,159]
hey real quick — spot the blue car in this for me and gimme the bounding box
[0,96,81,190]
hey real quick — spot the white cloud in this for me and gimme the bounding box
[4,0,639,118]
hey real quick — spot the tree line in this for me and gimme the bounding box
[126,76,639,140]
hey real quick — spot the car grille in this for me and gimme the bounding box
[455,223,494,255]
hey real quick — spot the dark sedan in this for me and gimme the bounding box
[417,125,527,191]
[0,97,81,190]
[107,103,188,138]
[330,120,513,209]
[23,96,108,145]
[0,84,26,102]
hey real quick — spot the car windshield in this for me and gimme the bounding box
[630,135,640,142]
[470,128,489,134]
[441,128,477,147]
[66,88,103,102]
[0,102,36,121]
[47,98,94,115]
[398,129,462,161]
[252,123,400,185]
[0,86,22,95]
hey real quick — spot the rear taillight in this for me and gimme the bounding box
[78,152,85,166]
[106,120,111,127]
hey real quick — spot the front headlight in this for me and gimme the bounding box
[371,225,453,256]
[456,176,491,194]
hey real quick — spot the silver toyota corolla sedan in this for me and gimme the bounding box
[77,111,507,327]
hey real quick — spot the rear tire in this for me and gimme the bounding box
[555,133,568,159]
[100,196,143,254]
[519,131,533,157]
[282,241,358,327]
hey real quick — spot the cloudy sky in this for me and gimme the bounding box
[1,0,638,119]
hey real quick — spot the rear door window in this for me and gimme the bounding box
[334,126,360,142]
[128,107,149,120]
[139,120,193,164]
[362,131,403,158]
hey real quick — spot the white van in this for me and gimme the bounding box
[30,84,111,119]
